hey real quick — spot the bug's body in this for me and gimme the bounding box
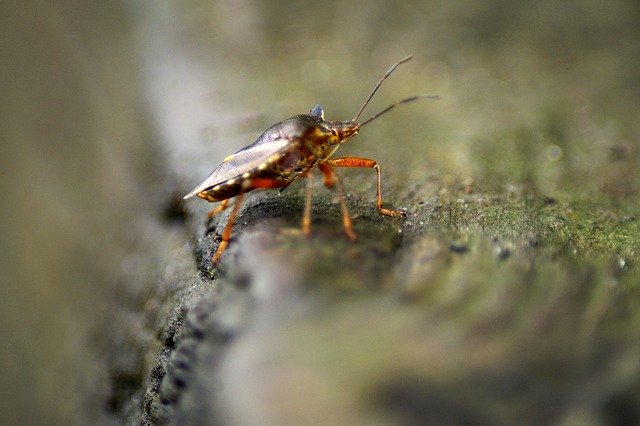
[184,56,435,264]
[184,113,357,203]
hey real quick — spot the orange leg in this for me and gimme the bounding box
[318,163,356,240]
[319,163,335,188]
[207,199,229,218]
[322,156,406,217]
[302,170,314,237]
[212,193,243,265]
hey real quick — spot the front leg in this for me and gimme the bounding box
[322,156,406,217]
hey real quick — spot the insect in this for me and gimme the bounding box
[184,55,436,264]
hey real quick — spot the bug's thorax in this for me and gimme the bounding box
[300,104,359,160]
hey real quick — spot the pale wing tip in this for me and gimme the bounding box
[183,186,201,200]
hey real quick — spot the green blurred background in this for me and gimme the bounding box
[1,0,638,423]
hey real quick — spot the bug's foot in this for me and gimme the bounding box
[211,241,228,265]
[379,207,407,218]
[344,226,357,241]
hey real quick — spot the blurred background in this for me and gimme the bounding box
[1,0,639,423]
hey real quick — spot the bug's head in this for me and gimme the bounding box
[309,104,359,145]
[326,120,360,144]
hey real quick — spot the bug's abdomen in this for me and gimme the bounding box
[196,143,317,203]
[197,168,293,202]
[196,177,246,202]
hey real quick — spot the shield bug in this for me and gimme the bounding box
[184,55,437,264]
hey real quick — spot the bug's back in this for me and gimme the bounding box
[184,115,324,201]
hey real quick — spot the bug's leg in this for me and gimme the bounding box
[207,199,229,218]
[212,193,243,265]
[323,156,406,217]
[302,171,314,237]
[319,163,335,188]
[318,163,356,241]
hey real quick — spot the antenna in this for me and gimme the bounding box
[359,94,440,128]
[352,55,414,122]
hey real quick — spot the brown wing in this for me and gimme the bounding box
[183,136,293,199]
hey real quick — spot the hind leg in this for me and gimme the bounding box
[212,194,243,264]
[207,199,229,218]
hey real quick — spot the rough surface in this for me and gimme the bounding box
[141,189,640,425]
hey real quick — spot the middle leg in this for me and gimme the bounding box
[318,163,356,241]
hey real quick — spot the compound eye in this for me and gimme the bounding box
[309,104,325,120]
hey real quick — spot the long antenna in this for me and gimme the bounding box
[352,55,414,122]
[359,94,440,128]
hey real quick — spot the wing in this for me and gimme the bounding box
[183,135,293,199]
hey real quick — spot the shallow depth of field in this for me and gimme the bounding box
[2,1,639,424]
